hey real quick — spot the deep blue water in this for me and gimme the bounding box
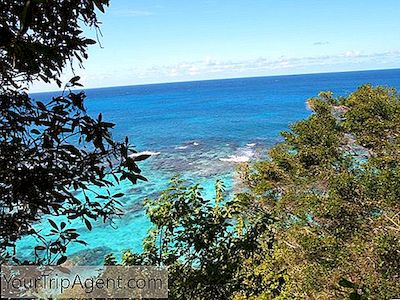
[25,68,400,263]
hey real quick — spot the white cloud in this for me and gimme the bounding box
[138,50,400,80]
[29,50,400,92]
[343,50,361,58]
[313,41,330,46]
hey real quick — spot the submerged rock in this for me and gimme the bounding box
[67,246,113,266]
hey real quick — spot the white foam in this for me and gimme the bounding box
[176,145,188,150]
[219,155,250,163]
[129,151,161,158]
[193,142,199,146]
[246,143,256,147]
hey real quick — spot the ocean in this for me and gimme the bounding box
[25,68,400,263]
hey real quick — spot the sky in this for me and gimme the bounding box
[31,0,400,92]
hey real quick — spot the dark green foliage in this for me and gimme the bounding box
[341,85,400,153]
[109,176,276,299]
[0,0,147,265]
[1,0,108,89]
[236,85,400,299]
[111,85,400,299]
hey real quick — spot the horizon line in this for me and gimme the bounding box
[31,67,400,94]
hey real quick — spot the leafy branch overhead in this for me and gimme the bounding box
[1,0,110,89]
[0,0,147,265]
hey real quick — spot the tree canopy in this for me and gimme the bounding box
[1,0,107,89]
[111,85,400,299]
[0,0,147,265]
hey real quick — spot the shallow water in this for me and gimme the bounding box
[23,69,400,262]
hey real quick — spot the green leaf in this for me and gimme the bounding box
[85,38,97,45]
[136,174,148,182]
[30,129,41,135]
[84,219,92,231]
[339,278,356,289]
[132,154,151,161]
[48,219,58,230]
[349,292,362,300]
[37,101,47,110]
[57,256,67,265]
[93,0,105,13]
[69,76,80,84]
[19,0,32,33]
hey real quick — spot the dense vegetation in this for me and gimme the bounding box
[0,0,146,265]
[1,1,398,299]
[108,85,400,299]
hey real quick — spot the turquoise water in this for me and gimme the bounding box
[25,69,400,263]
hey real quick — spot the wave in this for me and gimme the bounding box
[176,145,188,150]
[219,155,250,163]
[175,141,200,149]
[129,151,161,158]
[219,144,258,163]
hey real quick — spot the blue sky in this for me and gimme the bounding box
[32,0,400,91]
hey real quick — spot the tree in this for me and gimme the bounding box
[107,176,277,299]
[0,0,147,265]
[238,85,400,299]
[114,85,400,299]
